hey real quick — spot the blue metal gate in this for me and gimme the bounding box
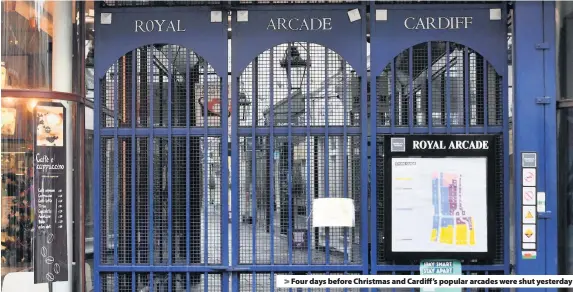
[93,2,511,291]
[93,5,230,291]
[369,2,510,278]
[230,3,369,290]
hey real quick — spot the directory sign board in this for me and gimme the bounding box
[383,135,496,262]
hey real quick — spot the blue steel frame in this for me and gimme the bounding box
[91,1,560,291]
[230,2,370,285]
[93,6,229,291]
[369,2,510,276]
[512,1,558,289]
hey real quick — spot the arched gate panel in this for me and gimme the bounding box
[370,3,510,278]
[230,3,369,290]
[93,6,229,292]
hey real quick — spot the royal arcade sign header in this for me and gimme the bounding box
[130,15,474,33]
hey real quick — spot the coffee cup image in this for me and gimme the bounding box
[36,106,64,147]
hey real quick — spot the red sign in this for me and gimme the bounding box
[524,172,534,182]
[524,191,534,201]
[198,97,231,117]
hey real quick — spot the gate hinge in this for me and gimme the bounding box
[535,42,550,50]
[535,96,551,104]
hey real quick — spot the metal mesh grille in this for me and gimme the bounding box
[236,42,363,267]
[97,43,226,291]
[100,273,222,291]
[238,43,360,128]
[376,42,503,128]
[98,135,226,265]
[237,136,362,265]
[100,137,115,264]
[99,45,222,128]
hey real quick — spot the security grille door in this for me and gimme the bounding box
[94,7,230,292]
[93,2,511,291]
[230,4,369,290]
[370,3,510,279]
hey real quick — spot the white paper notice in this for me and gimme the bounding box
[312,198,355,228]
[391,157,489,253]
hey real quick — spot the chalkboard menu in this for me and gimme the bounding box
[33,102,68,284]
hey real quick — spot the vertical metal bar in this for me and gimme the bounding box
[231,15,241,291]
[483,59,489,133]
[131,50,137,267]
[408,47,414,133]
[342,59,349,265]
[167,44,173,268]
[186,273,190,292]
[269,47,276,265]
[113,62,119,266]
[427,42,433,133]
[390,60,396,134]
[368,3,377,274]
[445,42,451,133]
[93,33,101,292]
[305,42,312,265]
[203,272,208,292]
[464,47,470,132]
[251,58,258,265]
[114,273,119,292]
[220,15,230,289]
[203,61,209,266]
[541,2,558,275]
[148,46,155,267]
[168,272,173,291]
[76,3,87,288]
[324,46,330,263]
[185,50,191,269]
[286,43,293,264]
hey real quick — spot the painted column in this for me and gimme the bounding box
[513,1,558,288]
[52,1,74,291]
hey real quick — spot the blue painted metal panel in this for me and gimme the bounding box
[513,1,558,289]
[369,2,510,276]
[94,5,229,291]
[92,2,518,291]
[231,3,369,290]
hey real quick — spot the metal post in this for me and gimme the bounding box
[52,1,74,291]
[513,1,558,286]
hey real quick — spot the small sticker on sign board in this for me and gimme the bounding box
[522,251,537,260]
[522,187,536,206]
[537,192,546,213]
[522,205,536,224]
[522,224,536,243]
[522,168,537,187]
